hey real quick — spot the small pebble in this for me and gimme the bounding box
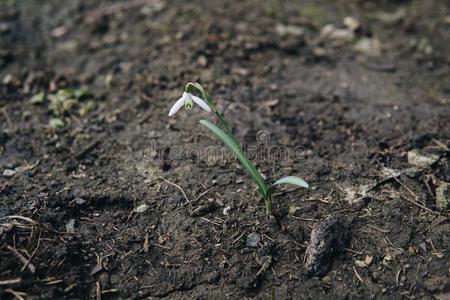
[343,16,360,31]
[2,169,16,177]
[75,197,87,205]
[134,204,149,213]
[66,219,76,234]
[246,232,261,248]
[222,206,231,216]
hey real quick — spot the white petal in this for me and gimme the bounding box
[191,94,211,112]
[184,93,193,109]
[168,95,186,116]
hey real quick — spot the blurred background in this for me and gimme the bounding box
[0,0,449,299]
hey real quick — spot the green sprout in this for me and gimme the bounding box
[31,87,95,128]
[168,82,308,215]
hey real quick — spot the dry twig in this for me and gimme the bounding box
[7,245,36,274]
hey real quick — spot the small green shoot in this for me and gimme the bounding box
[49,117,64,129]
[30,92,45,104]
[31,87,95,128]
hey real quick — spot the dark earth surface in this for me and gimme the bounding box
[1,0,449,299]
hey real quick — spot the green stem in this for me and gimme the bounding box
[186,82,271,209]
[264,194,273,216]
[185,82,235,139]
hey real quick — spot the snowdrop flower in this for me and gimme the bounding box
[168,92,211,117]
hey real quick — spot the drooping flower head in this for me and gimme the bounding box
[168,92,211,117]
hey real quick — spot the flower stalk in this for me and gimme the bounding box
[169,82,308,215]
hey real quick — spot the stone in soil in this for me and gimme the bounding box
[75,197,87,205]
[65,219,76,234]
[246,232,261,248]
[134,204,149,213]
[2,169,16,177]
[304,216,350,277]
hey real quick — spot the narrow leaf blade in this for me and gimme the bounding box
[272,176,309,189]
[199,119,268,196]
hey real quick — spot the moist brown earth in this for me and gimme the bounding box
[1,0,449,299]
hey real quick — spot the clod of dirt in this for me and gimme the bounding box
[304,216,350,277]
[246,232,261,248]
[435,181,450,210]
[423,275,450,293]
[407,150,440,169]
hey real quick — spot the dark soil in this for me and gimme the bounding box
[1,0,449,299]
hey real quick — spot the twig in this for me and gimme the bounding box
[431,139,449,151]
[45,279,64,285]
[0,215,37,224]
[96,281,102,300]
[200,217,221,226]
[345,248,364,255]
[394,178,440,215]
[0,278,22,285]
[159,176,191,209]
[399,195,439,215]
[395,268,403,286]
[393,177,419,199]
[5,289,26,300]
[101,289,119,294]
[353,267,364,283]
[150,242,171,250]
[367,224,390,233]
[1,108,14,130]
[290,216,318,222]
[7,246,36,273]
[21,229,42,272]
[194,187,213,201]
[231,232,245,244]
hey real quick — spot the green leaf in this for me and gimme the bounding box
[199,119,268,197]
[49,118,64,128]
[30,92,45,104]
[272,176,309,189]
[74,87,93,99]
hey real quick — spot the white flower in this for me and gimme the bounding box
[168,92,211,117]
